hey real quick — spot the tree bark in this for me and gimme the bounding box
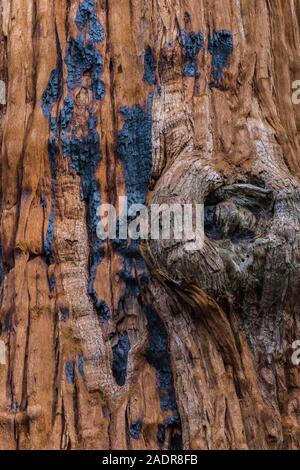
[0,0,300,450]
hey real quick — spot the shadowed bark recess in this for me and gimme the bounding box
[0,0,300,450]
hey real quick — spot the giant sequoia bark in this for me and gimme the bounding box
[0,0,300,450]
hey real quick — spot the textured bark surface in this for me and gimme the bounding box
[0,0,300,450]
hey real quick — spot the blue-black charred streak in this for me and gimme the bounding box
[113,238,147,284]
[62,127,101,193]
[75,0,104,44]
[208,30,233,89]
[63,8,106,319]
[65,361,75,384]
[44,203,55,261]
[184,11,191,23]
[112,237,148,334]
[112,334,131,386]
[48,273,56,292]
[42,32,63,262]
[59,306,69,322]
[157,415,181,447]
[145,306,177,411]
[115,99,179,414]
[40,194,47,209]
[116,105,152,207]
[61,98,107,321]
[59,97,74,129]
[113,101,152,327]
[88,286,111,323]
[143,46,157,85]
[42,68,62,119]
[65,37,105,100]
[42,4,109,321]
[180,30,204,78]
[89,291,111,323]
[44,127,58,262]
[78,355,85,378]
[129,418,143,440]
[170,431,183,450]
